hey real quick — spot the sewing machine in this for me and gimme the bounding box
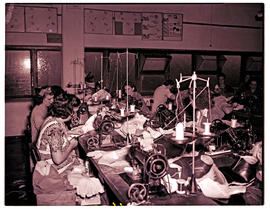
[156,104,176,129]
[127,143,169,203]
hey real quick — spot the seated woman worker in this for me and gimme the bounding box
[32,94,106,205]
[123,82,150,116]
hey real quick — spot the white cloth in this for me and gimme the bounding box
[35,161,52,176]
[68,173,104,198]
[120,113,147,136]
[196,163,246,199]
[82,113,97,133]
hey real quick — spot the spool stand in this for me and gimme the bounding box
[175,72,211,194]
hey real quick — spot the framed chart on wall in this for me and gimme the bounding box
[25,7,58,33]
[163,13,183,41]
[84,9,113,34]
[141,12,163,40]
[6,6,25,32]
[114,11,142,35]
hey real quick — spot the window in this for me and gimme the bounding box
[5,47,62,98]
[5,50,32,97]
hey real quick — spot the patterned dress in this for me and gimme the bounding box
[33,116,80,205]
[36,116,79,172]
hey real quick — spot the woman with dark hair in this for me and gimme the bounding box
[122,82,150,115]
[51,85,66,100]
[32,94,105,205]
[213,73,234,97]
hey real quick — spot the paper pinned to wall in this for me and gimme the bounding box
[163,13,183,41]
[114,11,141,35]
[25,7,58,33]
[141,12,163,40]
[84,9,113,34]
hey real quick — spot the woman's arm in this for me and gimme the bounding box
[51,138,78,165]
[49,128,78,165]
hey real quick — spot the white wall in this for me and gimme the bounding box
[5,100,32,137]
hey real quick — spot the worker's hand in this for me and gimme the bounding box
[226,96,234,102]
[69,137,78,149]
[232,102,238,108]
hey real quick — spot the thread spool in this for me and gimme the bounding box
[176,122,184,140]
[176,179,186,195]
[130,104,135,112]
[168,102,173,111]
[203,122,211,135]
[118,90,122,99]
[231,119,237,128]
[183,113,186,128]
[120,108,125,117]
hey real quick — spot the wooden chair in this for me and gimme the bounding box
[30,143,41,166]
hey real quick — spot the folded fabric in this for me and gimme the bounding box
[97,146,130,165]
[68,173,104,198]
[35,161,52,176]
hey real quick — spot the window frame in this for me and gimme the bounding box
[5,46,62,99]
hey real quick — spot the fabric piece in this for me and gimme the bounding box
[35,161,51,176]
[211,96,233,121]
[120,113,148,136]
[196,163,247,199]
[68,173,104,198]
[80,194,101,205]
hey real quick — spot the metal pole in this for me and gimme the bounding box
[101,55,103,89]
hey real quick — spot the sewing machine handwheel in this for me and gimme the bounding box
[100,120,115,135]
[128,183,147,203]
[156,104,166,113]
[145,154,168,179]
[71,115,80,127]
[86,136,99,150]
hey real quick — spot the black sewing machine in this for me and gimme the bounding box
[156,104,175,130]
[70,102,90,128]
[210,119,255,154]
[127,143,169,204]
[84,113,125,151]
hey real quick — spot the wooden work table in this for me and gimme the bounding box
[78,131,238,205]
